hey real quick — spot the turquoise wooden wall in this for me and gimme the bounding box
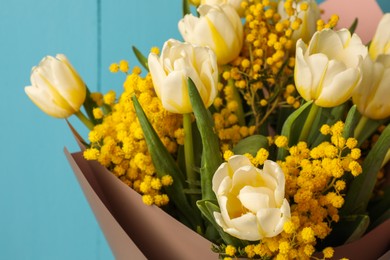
[0,0,389,259]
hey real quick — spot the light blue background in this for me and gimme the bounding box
[0,0,389,259]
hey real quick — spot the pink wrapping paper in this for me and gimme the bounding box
[320,0,383,44]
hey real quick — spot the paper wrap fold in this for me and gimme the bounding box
[65,148,218,260]
[65,148,390,260]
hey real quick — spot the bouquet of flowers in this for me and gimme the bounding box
[25,0,390,259]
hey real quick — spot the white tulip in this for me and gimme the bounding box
[295,28,367,107]
[278,0,321,43]
[179,4,243,65]
[212,155,291,241]
[201,0,245,17]
[369,13,390,60]
[353,55,390,120]
[25,54,86,118]
[148,39,218,114]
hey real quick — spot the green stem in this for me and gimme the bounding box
[354,115,369,140]
[381,149,390,168]
[299,102,320,141]
[229,79,246,126]
[75,110,95,130]
[183,113,196,191]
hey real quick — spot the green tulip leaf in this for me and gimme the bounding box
[349,18,359,35]
[343,105,360,139]
[277,101,313,160]
[187,77,222,201]
[355,116,387,146]
[83,87,102,125]
[132,46,149,71]
[342,124,390,216]
[367,186,390,231]
[132,95,202,229]
[182,0,191,16]
[232,135,269,156]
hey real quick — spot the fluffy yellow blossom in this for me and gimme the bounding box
[322,247,334,258]
[84,71,183,206]
[283,221,296,234]
[278,241,291,254]
[349,161,363,176]
[119,60,129,73]
[83,148,100,160]
[161,175,173,186]
[103,90,116,105]
[142,195,154,205]
[150,46,160,55]
[350,148,361,160]
[254,148,269,165]
[245,244,256,259]
[93,107,104,119]
[275,135,288,148]
[225,245,236,256]
[109,63,119,73]
[303,244,315,257]
[223,150,234,161]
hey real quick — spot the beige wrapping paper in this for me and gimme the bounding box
[64,122,389,259]
[65,148,218,260]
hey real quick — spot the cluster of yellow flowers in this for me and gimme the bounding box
[216,0,340,136]
[83,62,182,206]
[220,121,362,260]
[219,0,298,132]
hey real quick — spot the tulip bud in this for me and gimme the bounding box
[178,4,243,65]
[278,0,321,43]
[353,55,390,120]
[201,0,245,17]
[369,13,390,60]
[25,54,86,118]
[295,29,367,107]
[148,39,218,114]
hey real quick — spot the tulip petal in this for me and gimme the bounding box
[161,70,193,114]
[36,56,85,111]
[309,29,344,59]
[306,53,330,99]
[238,186,275,212]
[263,160,285,206]
[147,53,166,98]
[295,41,313,101]
[364,66,390,119]
[369,13,390,60]
[212,162,229,193]
[29,68,77,116]
[316,66,359,107]
[25,85,73,118]
[256,203,289,238]
[229,213,261,241]
[228,155,252,172]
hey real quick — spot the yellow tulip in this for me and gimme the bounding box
[201,0,245,17]
[212,155,291,241]
[295,29,367,107]
[178,4,243,65]
[25,54,86,118]
[278,0,321,43]
[369,13,390,60]
[353,55,390,120]
[148,39,218,114]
